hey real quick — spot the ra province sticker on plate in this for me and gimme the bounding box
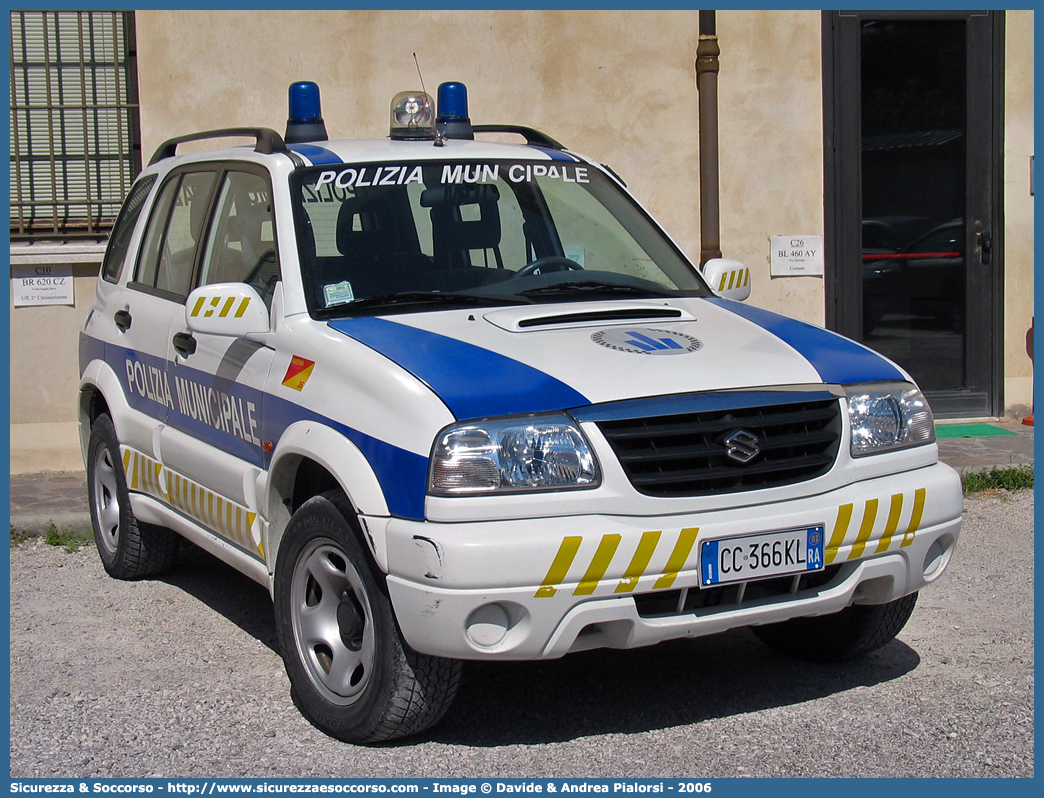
[591,327,702,355]
[282,356,315,391]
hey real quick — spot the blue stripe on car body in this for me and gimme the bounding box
[84,335,428,520]
[571,390,837,424]
[529,146,578,162]
[289,144,343,165]
[703,297,905,384]
[327,317,591,421]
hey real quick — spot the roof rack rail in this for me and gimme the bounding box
[472,124,565,151]
[149,127,289,165]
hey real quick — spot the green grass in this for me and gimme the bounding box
[9,524,35,548]
[10,521,94,552]
[963,465,1034,494]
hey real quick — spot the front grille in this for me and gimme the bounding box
[634,564,843,619]
[596,396,842,497]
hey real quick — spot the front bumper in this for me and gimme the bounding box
[381,462,962,660]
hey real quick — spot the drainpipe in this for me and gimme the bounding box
[696,10,722,265]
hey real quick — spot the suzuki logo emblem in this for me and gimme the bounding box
[723,430,760,464]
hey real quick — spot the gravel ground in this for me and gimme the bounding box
[9,490,1033,778]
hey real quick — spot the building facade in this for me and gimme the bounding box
[8,9,1034,472]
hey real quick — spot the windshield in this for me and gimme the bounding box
[290,159,710,317]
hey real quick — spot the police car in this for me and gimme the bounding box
[78,81,963,743]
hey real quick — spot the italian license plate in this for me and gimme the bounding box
[699,525,825,587]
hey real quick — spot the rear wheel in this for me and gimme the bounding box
[87,414,180,579]
[273,490,460,743]
[751,592,918,662]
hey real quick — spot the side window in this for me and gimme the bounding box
[102,175,157,283]
[134,170,217,298]
[198,171,279,307]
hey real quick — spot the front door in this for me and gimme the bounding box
[825,10,1003,417]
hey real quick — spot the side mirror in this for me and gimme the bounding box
[701,258,751,301]
[185,283,270,337]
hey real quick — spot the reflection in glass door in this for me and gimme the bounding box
[860,20,967,394]
[826,11,1001,418]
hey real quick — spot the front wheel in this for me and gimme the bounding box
[750,592,918,662]
[273,490,460,743]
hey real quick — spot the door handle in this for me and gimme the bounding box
[977,230,993,265]
[113,309,132,332]
[172,331,197,357]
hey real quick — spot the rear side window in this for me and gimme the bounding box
[134,170,217,298]
[101,175,156,283]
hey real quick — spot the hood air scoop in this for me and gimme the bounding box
[483,303,692,332]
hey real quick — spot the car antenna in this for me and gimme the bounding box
[414,53,445,147]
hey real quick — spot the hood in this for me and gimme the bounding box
[327,297,905,421]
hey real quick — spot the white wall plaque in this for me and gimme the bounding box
[770,235,824,277]
[12,263,75,306]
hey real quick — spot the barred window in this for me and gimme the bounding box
[9,10,142,241]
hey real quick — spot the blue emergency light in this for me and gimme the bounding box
[436,81,474,140]
[284,81,328,144]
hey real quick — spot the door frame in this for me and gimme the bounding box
[822,10,1006,418]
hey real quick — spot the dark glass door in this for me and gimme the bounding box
[825,11,1003,417]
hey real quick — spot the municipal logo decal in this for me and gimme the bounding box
[591,328,702,356]
[282,356,315,391]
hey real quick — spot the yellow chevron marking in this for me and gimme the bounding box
[849,498,879,560]
[875,493,905,553]
[743,269,750,287]
[536,537,583,598]
[727,270,736,290]
[653,527,699,589]
[189,296,206,317]
[825,503,854,564]
[902,488,926,547]
[574,534,622,595]
[218,296,236,318]
[235,297,251,318]
[615,531,663,593]
[718,273,728,291]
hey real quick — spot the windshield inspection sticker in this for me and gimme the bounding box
[592,328,702,355]
[323,281,355,307]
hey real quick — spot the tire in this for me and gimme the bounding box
[750,592,918,662]
[273,490,461,743]
[87,414,180,579]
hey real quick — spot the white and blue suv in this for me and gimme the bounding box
[78,81,963,743]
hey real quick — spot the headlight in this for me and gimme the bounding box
[428,414,599,495]
[845,382,936,456]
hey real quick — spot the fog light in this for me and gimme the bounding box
[922,534,955,581]
[465,604,510,647]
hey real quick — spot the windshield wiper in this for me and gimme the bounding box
[317,291,530,317]
[518,281,682,299]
